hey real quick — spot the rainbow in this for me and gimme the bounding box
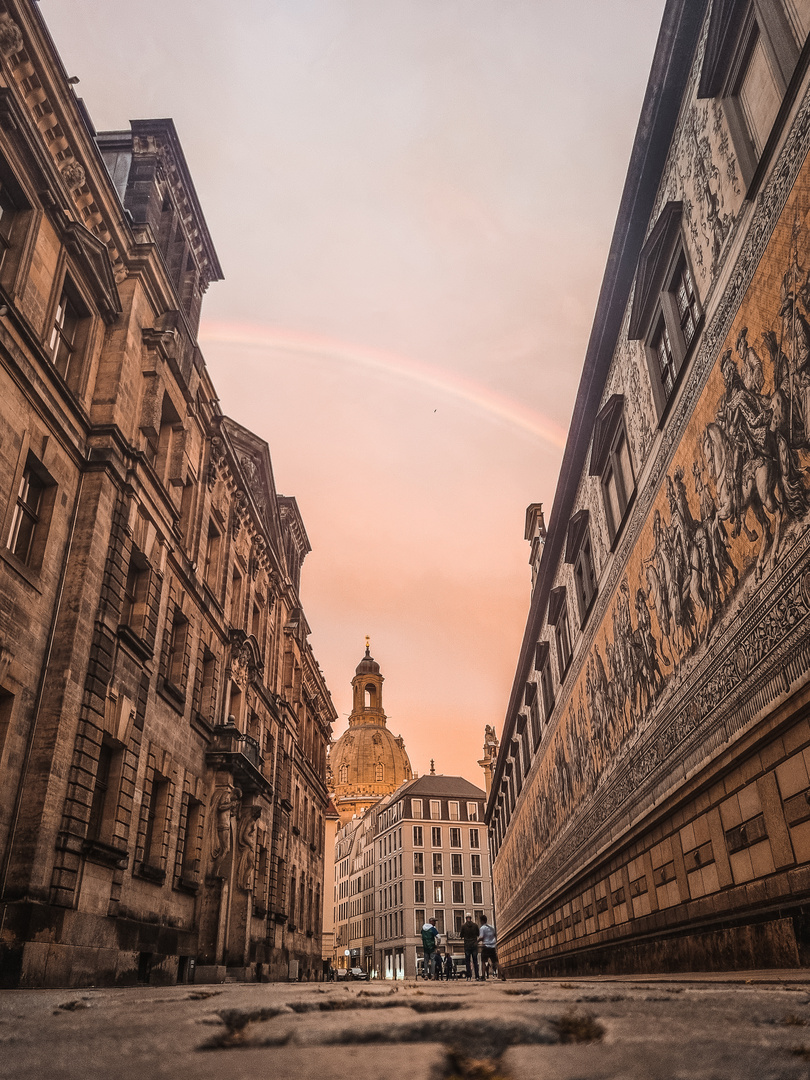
[199,321,568,451]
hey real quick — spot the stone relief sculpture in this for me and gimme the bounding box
[514,153,810,873]
[209,784,242,877]
[237,806,261,891]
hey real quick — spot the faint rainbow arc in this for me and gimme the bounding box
[199,321,567,452]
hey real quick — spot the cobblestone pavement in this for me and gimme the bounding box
[5,971,810,1079]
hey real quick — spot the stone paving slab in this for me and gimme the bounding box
[3,975,810,1079]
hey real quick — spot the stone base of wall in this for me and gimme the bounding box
[0,901,197,989]
[507,905,810,979]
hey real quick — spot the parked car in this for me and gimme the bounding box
[349,967,369,980]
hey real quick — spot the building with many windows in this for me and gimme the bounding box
[375,775,492,979]
[488,0,810,976]
[0,0,336,988]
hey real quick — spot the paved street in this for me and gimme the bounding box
[4,971,810,1079]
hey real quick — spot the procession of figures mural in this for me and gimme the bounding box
[522,149,810,874]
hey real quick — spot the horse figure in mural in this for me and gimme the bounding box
[704,350,809,578]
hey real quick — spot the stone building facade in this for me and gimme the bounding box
[0,0,336,988]
[488,0,810,976]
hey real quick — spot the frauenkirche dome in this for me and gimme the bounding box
[328,641,412,821]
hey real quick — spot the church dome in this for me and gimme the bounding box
[329,642,412,820]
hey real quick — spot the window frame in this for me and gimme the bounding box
[548,587,573,681]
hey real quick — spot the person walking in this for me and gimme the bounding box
[479,914,498,979]
[443,952,455,981]
[421,917,439,979]
[459,913,481,980]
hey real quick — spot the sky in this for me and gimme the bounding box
[40,0,666,784]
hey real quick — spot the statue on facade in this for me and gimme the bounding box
[236,806,261,891]
[209,784,242,877]
[484,724,499,760]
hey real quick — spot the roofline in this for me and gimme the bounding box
[486,0,708,821]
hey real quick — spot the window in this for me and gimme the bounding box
[453,910,465,934]
[413,825,423,846]
[536,641,555,723]
[143,773,169,872]
[433,882,444,904]
[565,510,597,624]
[375,762,384,782]
[431,826,442,847]
[180,797,203,882]
[548,587,572,679]
[451,853,463,876]
[339,764,348,785]
[165,609,189,691]
[231,568,243,627]
[470,829,480,849]
[204,519,222,592]
[411,798,423,819]
[432,853,443,875]
[448,801,459,821]
[413,852,424,874]
[452,881,464,904]
[87,740,122,843]
[629,203,703,417]
[471,854,482,876]
[48,282,84,381]
[590,395,636,543]
[8,461,46,566]
[414,880,425,904]
[466,802,479,822]
[472,881,483,905]
[449,827,461,848]
[414,909,425,934]
[121,548,150,637]
[699,1,803,186]
[0,178,18,258]
[430,800,441,820]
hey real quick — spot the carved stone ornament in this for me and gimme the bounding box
[60,160,86,191]
[0,14,23,58]
[229,639,256,690]
[240,455,259,486]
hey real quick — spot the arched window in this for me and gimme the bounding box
[364,683,377,708]
[375,762,384,783]
[339,764,348,784]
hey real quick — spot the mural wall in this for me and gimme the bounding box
[495,107,810,931]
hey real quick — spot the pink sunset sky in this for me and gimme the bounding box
[40,0,665,784]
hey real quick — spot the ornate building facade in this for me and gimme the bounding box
[488,0,810,976]
[0,0,336,988]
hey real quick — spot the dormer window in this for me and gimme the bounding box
[565,510,597,625]
[629,202,702,419]
[590,395,636,543]
[535,641,555,724]
[699,0,804,189]
[548,586,572,680]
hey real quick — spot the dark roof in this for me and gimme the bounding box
[397,775,486,801]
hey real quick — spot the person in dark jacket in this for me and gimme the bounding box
[459,913,481,980]
[443,953,455,980]
[420,917,439,979]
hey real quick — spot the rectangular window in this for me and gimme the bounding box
[49,283,82,381]
[471,854,482,876]
[429,800,441,820]
[121,549,150,636]
[453,910,465,934]
[180,797,203,881]
[414,909,425,934]
[469,828,480,849]
[432,853,443,875]
[448,801,459,821]
[555,605,572,678]
[466,802,479,822]
[414,880,425,904]
[87,740,120,842]
[413,852,424,875]
[539,649,555,722]
[413,825,423,846]
[449,827,461,848]
[8,463,45,566]
[452,881,464,904]
[450,853,463,876]
[433,910,445,935]
[204,520,221,592]
[472,881,483,905]
[431,826,442,847]
[573,534,597,624]
[411,798,423,819]
[433,881,444,904]
[143,774,170,870]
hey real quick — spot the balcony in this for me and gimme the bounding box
[206,722,271,795]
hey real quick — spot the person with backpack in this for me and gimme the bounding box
[479,914,498,979]
[420,917,439,979]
